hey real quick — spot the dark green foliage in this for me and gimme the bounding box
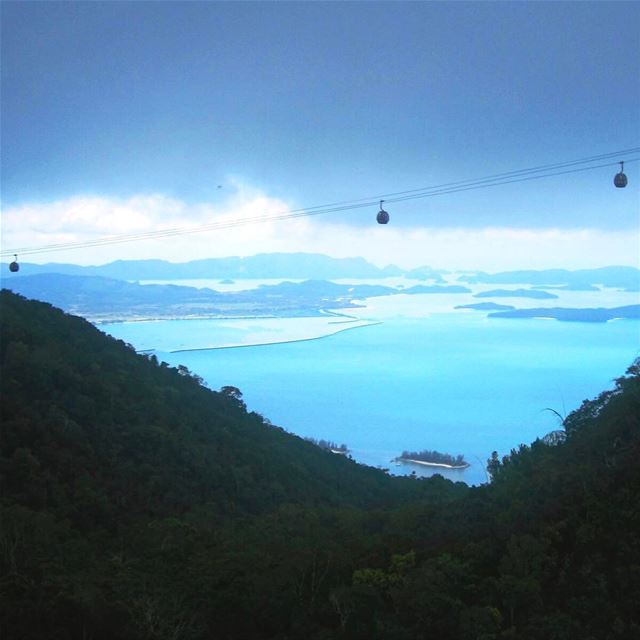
[304,438,349,453]
[1,289,639,639]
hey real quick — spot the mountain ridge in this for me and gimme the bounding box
[458,265,640,290]
[3,253,407,280]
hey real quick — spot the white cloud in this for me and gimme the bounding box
[1,189,638,271]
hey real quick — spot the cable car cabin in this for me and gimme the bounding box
[9,255,19,272]
[614,161,628,188]
[377,200,389,224]
[376,209,389,224]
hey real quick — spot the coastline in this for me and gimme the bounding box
[93,305,364,326]
[93,313,284,325]
[169,320,383,353]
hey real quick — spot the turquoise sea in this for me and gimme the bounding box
[102,284,640,486]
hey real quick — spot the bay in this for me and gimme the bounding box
[102,300,639,486]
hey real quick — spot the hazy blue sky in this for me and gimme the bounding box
[2,1,639,268]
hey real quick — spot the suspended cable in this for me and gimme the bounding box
[386,158,640,204]
[325,146,640,205]
[2,150,638,258]
[230,147,640,214]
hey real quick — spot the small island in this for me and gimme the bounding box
[488,304,640,323]
[455,302,515,311]
[394,449,470,469]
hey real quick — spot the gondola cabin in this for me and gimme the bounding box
[614,161,628,188]
[9,255,19,273]
[376,200,389,224]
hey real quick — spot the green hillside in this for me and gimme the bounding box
[1,289,639,639]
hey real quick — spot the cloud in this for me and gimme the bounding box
[1,189,638,271]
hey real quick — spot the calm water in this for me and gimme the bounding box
[102,303,640,485]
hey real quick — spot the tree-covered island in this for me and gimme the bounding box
[396,449,470,469]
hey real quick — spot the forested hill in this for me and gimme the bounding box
[2,289,640,639]
[0,289,456,517]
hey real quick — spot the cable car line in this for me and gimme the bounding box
[213,147,640,218]
[375,158,638,223]
[4,156,637,257]
[2,151,637,259]
[349,146,640,205]
[3,157,637,257]
[385,158,638,205]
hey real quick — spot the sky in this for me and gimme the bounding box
[1,1,639,270]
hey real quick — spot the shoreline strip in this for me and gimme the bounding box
[169,320,383,353]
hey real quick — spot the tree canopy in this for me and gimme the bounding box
[1,289,639,639]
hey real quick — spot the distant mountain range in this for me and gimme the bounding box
[4,253,412,280]
[2,256,638,324]
[458,266,640,291]
[3,256,637,290]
